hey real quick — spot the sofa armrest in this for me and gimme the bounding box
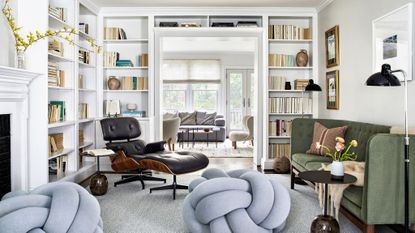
[362,134,415,224]
[215,118,225,127]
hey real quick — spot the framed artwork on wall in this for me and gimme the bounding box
[325,25,340,68]
[326,70,339,110]
[373,3,413,81]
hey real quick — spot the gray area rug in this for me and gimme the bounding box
[95,172,393,233]
[176,140,253,158]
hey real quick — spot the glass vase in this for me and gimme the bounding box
[16,50,26,69]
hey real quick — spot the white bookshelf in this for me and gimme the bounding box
[263,15,317,170]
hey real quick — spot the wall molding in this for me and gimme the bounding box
[317,0,334,12]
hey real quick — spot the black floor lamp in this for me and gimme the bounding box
[366,64,411,233]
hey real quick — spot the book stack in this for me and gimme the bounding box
[122,110,146,118]
[48,101,65,123]
[236,21,258,27]
[79,103,88,119]
[120,76,148,90]
[268,97,312,114]
[294,79,309,90]
[49,155,68,177]
[48,133,64,156]
[268,144,291,159]
[138,54,148,67]
[79,23,89,34]
[48,5,67,22]
[48,41,64,57]
[269,120,292,136]
[48,62,65,87]
[269,54,296,67]
[79,49,90,64]
[268,25,311,40]
[104,27,127,40]
[268,76,287,90]
[103,52,120,67]
[79,129,84,146]
[116,60,133,67]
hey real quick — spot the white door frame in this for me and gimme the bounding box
[154,28,265,166]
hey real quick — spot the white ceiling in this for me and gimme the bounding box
[90,0,327,8]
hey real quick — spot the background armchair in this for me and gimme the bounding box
[229,115,254,149]
[163,117,180,151]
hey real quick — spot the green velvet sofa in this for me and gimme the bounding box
[290,118,415,233]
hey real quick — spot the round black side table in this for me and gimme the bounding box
[299,171,357,233]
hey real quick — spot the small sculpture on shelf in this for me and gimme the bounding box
[296,49,309,67]
[107,76,120,90]
[284,81,292,90]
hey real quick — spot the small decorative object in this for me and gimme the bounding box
[284,81,292,90]
[296,49,309,67]
[316,137,358,180]
[159,22,178,27]
[373,3,413,81]
[107,76,120,90]
[180,23,201,27]
[90,174,108,196]
[326,70,339,110]
[126,103,137,111]
[2,0,100,69]
[211,22,234,27]
[325,25,340,68]
[273,156,290,173]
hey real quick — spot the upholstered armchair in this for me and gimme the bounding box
[229,115,254,149]
[163,117,181,151]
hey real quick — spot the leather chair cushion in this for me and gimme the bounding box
[106,140,146,155]
[132,151,209,175]
[100,117,141,141]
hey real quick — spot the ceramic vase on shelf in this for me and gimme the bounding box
[330,160,344,180]
[296,49,309,67]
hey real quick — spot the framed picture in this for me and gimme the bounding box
[373,3,413,81]
[325,26,340,68]
[326,70,339,110]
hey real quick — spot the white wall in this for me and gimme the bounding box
[318,0,415,127]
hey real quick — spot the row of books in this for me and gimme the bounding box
[269,120,292,137]
[48,5,67,22]
[49,41,64,57]
[79,129,84,146]
[138,54,148,67]
[268,25,311,40]
[48,133,64,156]
[104,27,127,40]
[116,60,133,67]
[49,156,67,177]
[48,101,66,123]
[115,76,148,90]
[269,54,297,67]
[103,52,120,67]
[269,97,312,114]
[268,144,291,159]
[78,74,84,89]
[79,23,89,35]
[79,103,88,119]
[269,76,288,90]
[48,62,65,87]
[79,49,91,64]
[294,79,309,90]
[122,111,146,118]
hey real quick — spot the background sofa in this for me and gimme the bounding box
[290,118,415,233]
[163,111,226,142]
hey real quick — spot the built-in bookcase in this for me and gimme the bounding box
[263,16,317,170]
[47,0,98,182]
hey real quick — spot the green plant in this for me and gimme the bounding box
[2,0,101,53]
[316,137,358,161]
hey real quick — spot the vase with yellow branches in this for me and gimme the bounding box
[1,0,101,69]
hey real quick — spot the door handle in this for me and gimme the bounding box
[248,98,251,108]
[243,98,246,107]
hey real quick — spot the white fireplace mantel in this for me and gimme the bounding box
[0,66,43,191]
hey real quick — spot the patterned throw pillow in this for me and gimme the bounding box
[200,112,217,125]
[307,122,348,156]
[179,112,197,125]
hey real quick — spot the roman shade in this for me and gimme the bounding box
[162,59,221,83]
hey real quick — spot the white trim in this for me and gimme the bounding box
[79,0,100,15]
[317,0,334,12]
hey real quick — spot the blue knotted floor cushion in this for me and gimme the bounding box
[0,182,103,233]
[183,168,291,233]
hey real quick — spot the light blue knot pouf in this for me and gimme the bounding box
[0,182,103,233]
[183,168,291,233]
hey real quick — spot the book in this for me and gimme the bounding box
[104,100,121,116]
[104,27,127,40]
[79,103,88,119]
[268,24,311,40]
[83,149,115,156]
[104,52,120,67]
[49,101,65,122]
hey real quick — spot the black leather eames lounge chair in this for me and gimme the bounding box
[100,117,209,199]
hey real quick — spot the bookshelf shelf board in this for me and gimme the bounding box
[268,39,312,43]
[103,66,148,70]
[104,90,149,93]
[269,136,291,139]
[95,116,151,121]
[48,148,75,160]
[268,90,305,93]
[78,118,95,124]
[268,113,313,116]
[48,86,74,91]
[79,31,94,40]
[104,39,149,44]
[79,141,93,149]
[79,88,96,92]
[48,121,76,129]
[48,53,75,63]
[268,66,312,70]
[48,14,73,28]
[78,61,96,68]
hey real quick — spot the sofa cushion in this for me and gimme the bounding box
[195,111,207,125]
[307,122,348,156]
[292,153,332,169]
[200,112,217,125]
[179,112,197,125]
[343,186,363,208]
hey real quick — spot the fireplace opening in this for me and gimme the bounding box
[0,114,11,198]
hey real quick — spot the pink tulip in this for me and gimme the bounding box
[335,137,345,143]
[335,142,345,152]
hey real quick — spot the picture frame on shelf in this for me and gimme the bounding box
[325,25,340,68]
[373,3,413,81]
[326,70,339,110]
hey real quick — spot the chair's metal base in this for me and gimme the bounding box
[149,175,188,200]
[114,171,166,190]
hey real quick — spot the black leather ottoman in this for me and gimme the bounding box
[132,151,209,199]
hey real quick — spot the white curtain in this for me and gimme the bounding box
[162,59,221,83]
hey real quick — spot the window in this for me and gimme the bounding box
[192,84,218,111]
[163,84,186,111]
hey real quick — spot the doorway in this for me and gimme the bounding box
[226,69,254,133]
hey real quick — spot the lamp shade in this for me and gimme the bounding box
[305,79,322,91]
[366,64,401,86]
